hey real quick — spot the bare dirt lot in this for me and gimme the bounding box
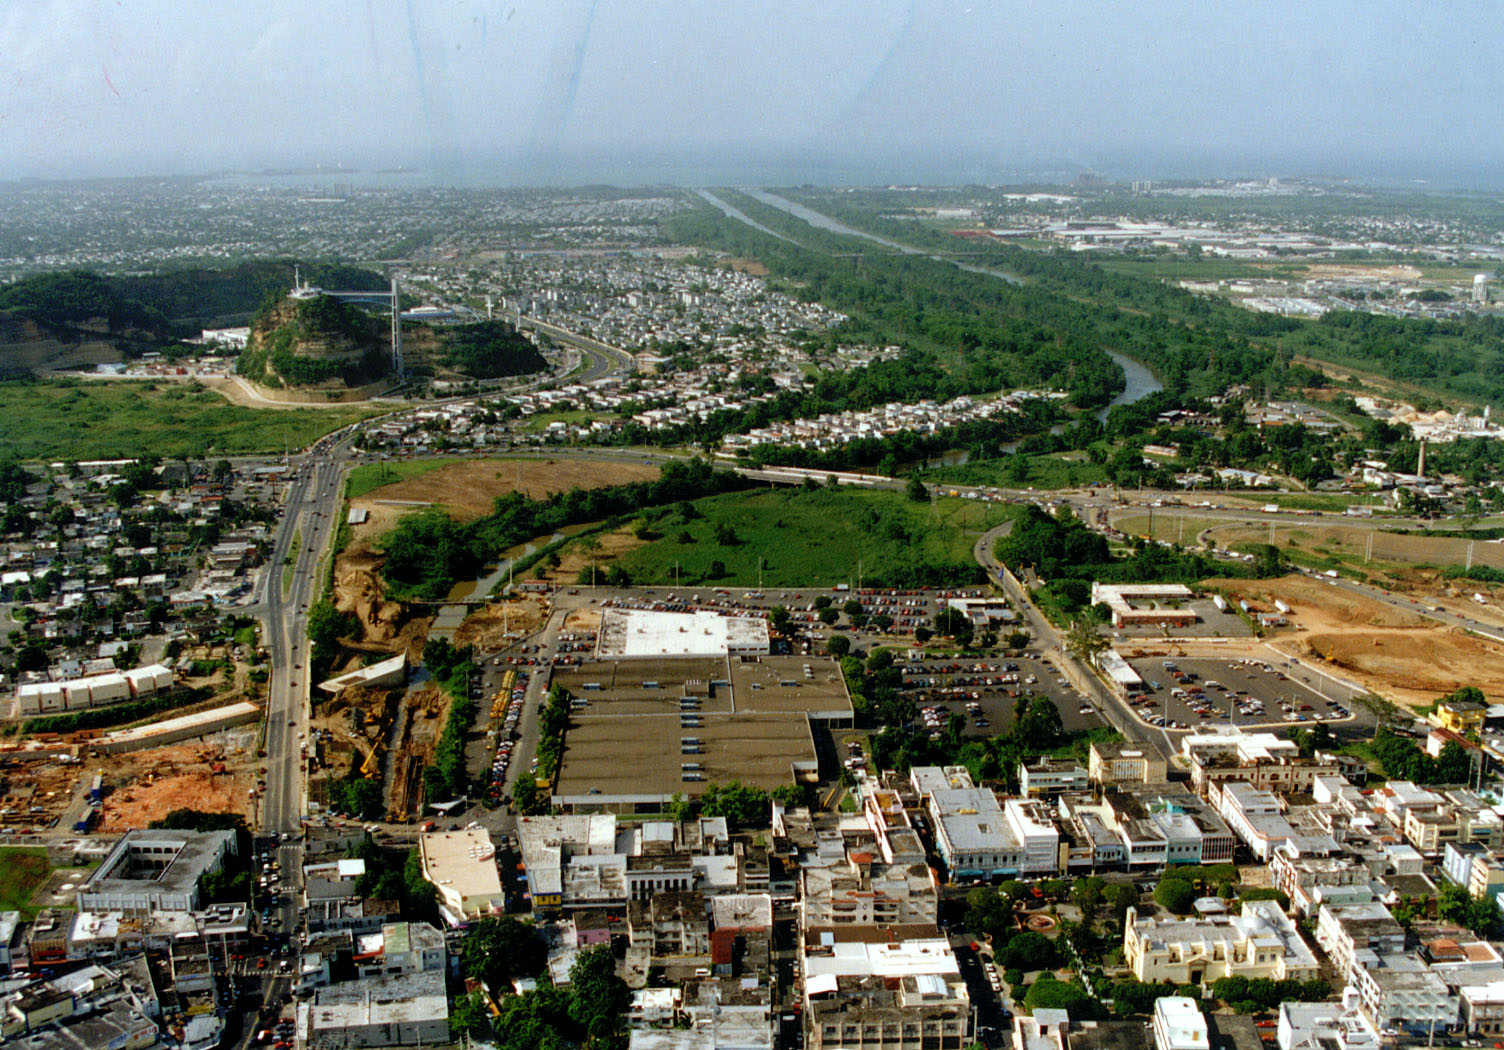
[452,598,549,649]
[1303,629,1504,703]
[1210,576,1431,630]
[96,730,261,832]
[1213,522,1504,574]
[535,526,647,587]
[1209,575,1504,703]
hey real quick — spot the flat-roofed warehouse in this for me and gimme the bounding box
[549,651,853,813]
[596,608,770,658]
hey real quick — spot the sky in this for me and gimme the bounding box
[1,0,1500,186]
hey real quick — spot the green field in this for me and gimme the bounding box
[926,453,1109,490]
[0,379,380,461]
[345,457,460,500]
[0,848,50,917]
[610,485,1007,588]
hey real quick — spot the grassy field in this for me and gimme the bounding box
[0,379,379,461]
[610,486,1007,588]
[519,408,598,434]
[346,458,458,500]
[926,453,1109,490]
[0,848,50,917]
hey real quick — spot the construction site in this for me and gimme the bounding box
[307,677,452,822]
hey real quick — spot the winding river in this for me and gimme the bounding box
[703,187,1165,417]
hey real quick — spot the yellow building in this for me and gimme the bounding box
[1433,700,1487,736]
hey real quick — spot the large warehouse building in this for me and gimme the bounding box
[596,608,770,658]
[548,627,852,813]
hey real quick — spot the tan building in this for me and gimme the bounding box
[417,830,505,925]
[1124,901,1319,986]
[1089,741,1168,787]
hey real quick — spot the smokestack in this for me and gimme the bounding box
[1418,440,1426,479]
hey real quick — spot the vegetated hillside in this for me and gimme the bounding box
[107,261,387,335]
[0,262,388,373]
[238,294,390,388]
[0,271,169,369]
[404,320,547,380]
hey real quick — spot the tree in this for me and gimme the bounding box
[1103,883,1137,923]
[568,946,630,1038]
[699,781,771,826]
[932,608,975,646]
[512,770,545,815]
[826,635,851,657]
[914,626,934,643]
[1023,976,1100,1019]
[1154,877,1196,915]
[818,607,839,625]
[461,916,547,990]
[768,606,792,634]
[1017,694,1065,750]
[997,931,1061,971]
[1064,614,1107,663]
[906,475,929,502]
[450,991,491,1039]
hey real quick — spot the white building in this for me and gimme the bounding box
[1153,997,1208,1050]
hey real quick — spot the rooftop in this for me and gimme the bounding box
[417,829,503,899]
[596,608,769,658]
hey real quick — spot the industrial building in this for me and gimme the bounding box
[91,701,261,754]
[14,664,174,716]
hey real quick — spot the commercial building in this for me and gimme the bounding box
[516,815,748,912]
[1276,1001,1380,1050]
[1089,741,1168,787]
[929,787,1057,880]
[1123,900,1320,986]
[1269,848,1375,917]
[78,829,237,913]
[1090,583,1198,629]
[1460,980,1504,1035]
[0,960,161,1050]
[597,609,770,659]
[1432,700,1487,736]
[417,829,505,925]
[801,852,938,927]
[297,970,449,1049]
[1019,758,1089,799]
[1314,903,1405,981]
[802,927,971,1050]
[548,655,850,812]
[1348,954,1458,1035]
[1182,728,1339,796]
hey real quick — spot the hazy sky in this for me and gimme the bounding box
[2,0,1499,184]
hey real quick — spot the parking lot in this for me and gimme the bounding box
[898,652,1106,739]
[1122,654,1374,734]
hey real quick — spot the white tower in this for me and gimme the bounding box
[1474,274,1489,304]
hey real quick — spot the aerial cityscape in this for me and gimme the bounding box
[5,8,1504,1050]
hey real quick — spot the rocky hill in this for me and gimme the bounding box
[237,294,392,390]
